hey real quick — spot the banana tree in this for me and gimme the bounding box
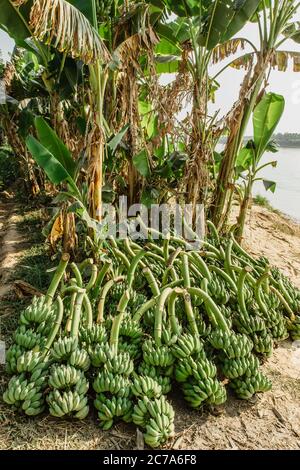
[0,0,111,222]
[147,0,261,221]
[235,92,285,242]
[212,0,300,229]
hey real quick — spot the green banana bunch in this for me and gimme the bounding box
[3,374,45,416]
[243,285,253,306]
[89,343,112,366]
[161,327,179,346]
[109,282,125,303]
[143,339,174,367]
[35,320,53,337]
[47,389,89,419]
[272,269,300,312]
[150,262,164,280]
[182,377,227,408]
[208,273,230,305]
[94,393,133,430]
[132,396,175,448]
[17,351,46,373]
[5,344,25,374]
[263,309,284,329]
[93,371,131,397]
[143,307,155,328]
[209,330,253,358]
[131,376,162,399]
[138,362,172,394]
[171,333,202,359]
[118,340,141,360]
[174,353,216,383]
[128,292,148,313]
[230,371,272,399]
[49,365,83,389]
[286,316,300,340]
[234,310,266,334]
[51,337,78,361]
[19,296,55,327]
[119,317,143,344]
[105,351,134,376]
[69,349,90,371]
[256,256,270,268]
[14,326,43,350]
[195,314,212,338]
[79,324,108,347]
[252,331,273,357]
[221,354,260,379]
[270,317,288,340]
[261,292,280,310]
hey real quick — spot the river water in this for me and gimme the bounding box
[216,145,300,221]
[252,147,300,221]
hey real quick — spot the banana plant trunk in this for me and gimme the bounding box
[186,81,210,223]
[89,126,104,221]
[235,177,253,243]
[211,54,270,229]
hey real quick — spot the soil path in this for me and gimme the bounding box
[0,200,24,300]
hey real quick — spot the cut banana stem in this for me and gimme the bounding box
[209,266,237,294]
[45,253,70,305]
[70,289,85,337]
[277,278,294,305]
[144,251,165,264]
[110,290,130,354]
[188,252,212,282]
[146,243,165,257]
[232,265,257,287]
[255,272,270,315]
[154,288,173,346]
[166,247,182,267]
[127,250,146,290]
[133,297,157,322]
[188,287,230,334]
[180,253,191,288]
[92,260,112,299]
[163,234,170,262]
[237,267,253,316]
[78,258,93,273]
[108,235,118,249]
[224,238,236,282]
[163,279,184,289]
[162,266,178,286]
[270,286,295,321]
[70,262,83,288]
[83,294,93,328]
[85,264,98,291]
[143,268,160,296]
[111,247,131,269]
[168,288,184,335]
[44,296,64,352]
[207,220,220,244]
[231,233,259,267]
[61,285,83,295]
[201,278,217,327]
[183,291,199,336]
[97,276,125,323]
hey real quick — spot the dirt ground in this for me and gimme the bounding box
[0,199,300,450]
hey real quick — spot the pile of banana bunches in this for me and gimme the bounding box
[3,221,300,448]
